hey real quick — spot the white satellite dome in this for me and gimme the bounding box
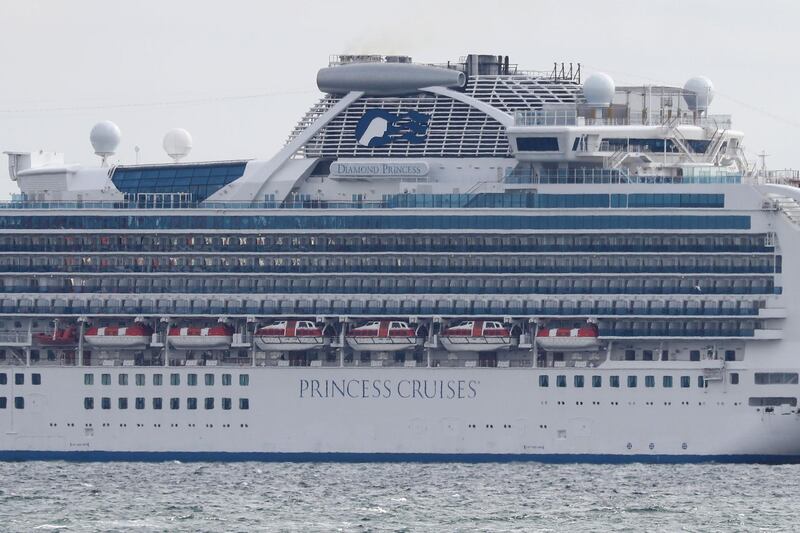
[89,121,121,164]
[583,72,615,107]
[163,128,193,163]
[683,76,714,112]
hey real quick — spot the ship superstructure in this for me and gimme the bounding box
[2,53,800,461]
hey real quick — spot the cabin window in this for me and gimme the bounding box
[102,374,111,385]
[170,398,180,410]
[643,350,654,361]
[698,376,705,388]
[187,398,197,410]
[681,376,690,388]
[205,374,214,386]
[135,374,145,386]
[627,376,637,388]
[644,376,655,388]
[13,397,23,409]
[222,374,232,386]
[118,398,128,409]
[204,398,214,410]
[624,350,635,361]
[663,376,673,388]
[690,350,700,362]
[153,374,163,386]
[592,376,602,388]
[135,397,145,410]
[14,374,23,385]
[0,398,6,409]
[556,375,567,388]
[574,375,584,388]
[188,374,197,386]
[153,398,162,410]
[239,374,250,386]
[730,373,739,385]
[754,372,799,385]
[101,397,110,410]
[239,398,249,410]
[32,374,41,385]
[83,397,94,410]
[725,350,736,361]
[84,373,93,385]
[539,375,549,387]
[222,398,232,410]
[170,373,180,386]
[119,374,128,386]
[610,376,620,388]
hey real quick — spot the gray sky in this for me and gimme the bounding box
[1,0,798,198]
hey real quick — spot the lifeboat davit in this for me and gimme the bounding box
[254,320,326,352]
[346,320,418,352]
[168,325,233,350]
[536,325,600,351]
[440,320,512,352]
[84,324,153,350]
[33,326,78,347]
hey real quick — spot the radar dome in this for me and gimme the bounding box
[89,121,121,164]
[163,128,193,163]
[583,72,615,107]
[683,76,714,112]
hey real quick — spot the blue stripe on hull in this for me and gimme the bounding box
[0,451,799,464]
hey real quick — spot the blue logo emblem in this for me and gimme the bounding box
[355,109,430,147]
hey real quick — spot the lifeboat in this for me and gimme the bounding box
[254,320,326,352]
[536,325,600,351]
[346,320,418,352]
[440,320,512,352]
[84,324,153,350]
[33,326,78,347]
[168,325,234,350]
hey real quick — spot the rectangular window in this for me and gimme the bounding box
[698,376,705,388]
[642,350,654,361]
[135,397,145,410]
[725,350,736,361]
[222,398,232,410]
[730,372,739,385]
[516,137,560,152]
[538,375,549,387]
[84,373,94,385]
[84,397,94,409]
[118,397,128,409]
[0,397,6,409]
[170,373,180,386]
[14,397,23,409]
[556,375,567,388]
[187,374,197,386]
[663,376,673,388]
[681,376,690,388]
[102,373,111,385]
[239,374,249,386]
[222,374,232,386]
[574,375,584,388]
[239,398,249,410]
[153,374,163,386]
[135,374,145,386]
[624,350,635,361]
[187,397,197,410]
[690,350,700,362]
[748,397,797,407]
[170,398,180,410]
[204,397,214,410]
[645,376,655,388]
[31,373,41,385]
[627,376,638,388]
[101,397,111,409]
[204,374,214,386]
[152,398,162,410]
[592,375,602,388]
[119,374,128,386]
[610,375,620,388]
[754,372,799,385]
[14,374,23,385]
[0,373,6,385]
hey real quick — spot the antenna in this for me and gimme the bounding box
[758,150,770,177]
[89,121,121,166]
[134,145,140,164]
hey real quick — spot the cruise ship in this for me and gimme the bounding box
[2,53,800,462]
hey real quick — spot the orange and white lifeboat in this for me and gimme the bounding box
[33,326,78,347]
[254,320,326,352]
[346,320,418,352]
[84,324,152,350]
[440,320,512,352]
[536,325,600,351]
[168,325,233,350]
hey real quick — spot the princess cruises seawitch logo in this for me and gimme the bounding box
[355,109,431,147]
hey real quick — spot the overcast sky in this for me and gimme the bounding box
[1,0,798,198]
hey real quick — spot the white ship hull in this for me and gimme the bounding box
[2,364,800,461]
